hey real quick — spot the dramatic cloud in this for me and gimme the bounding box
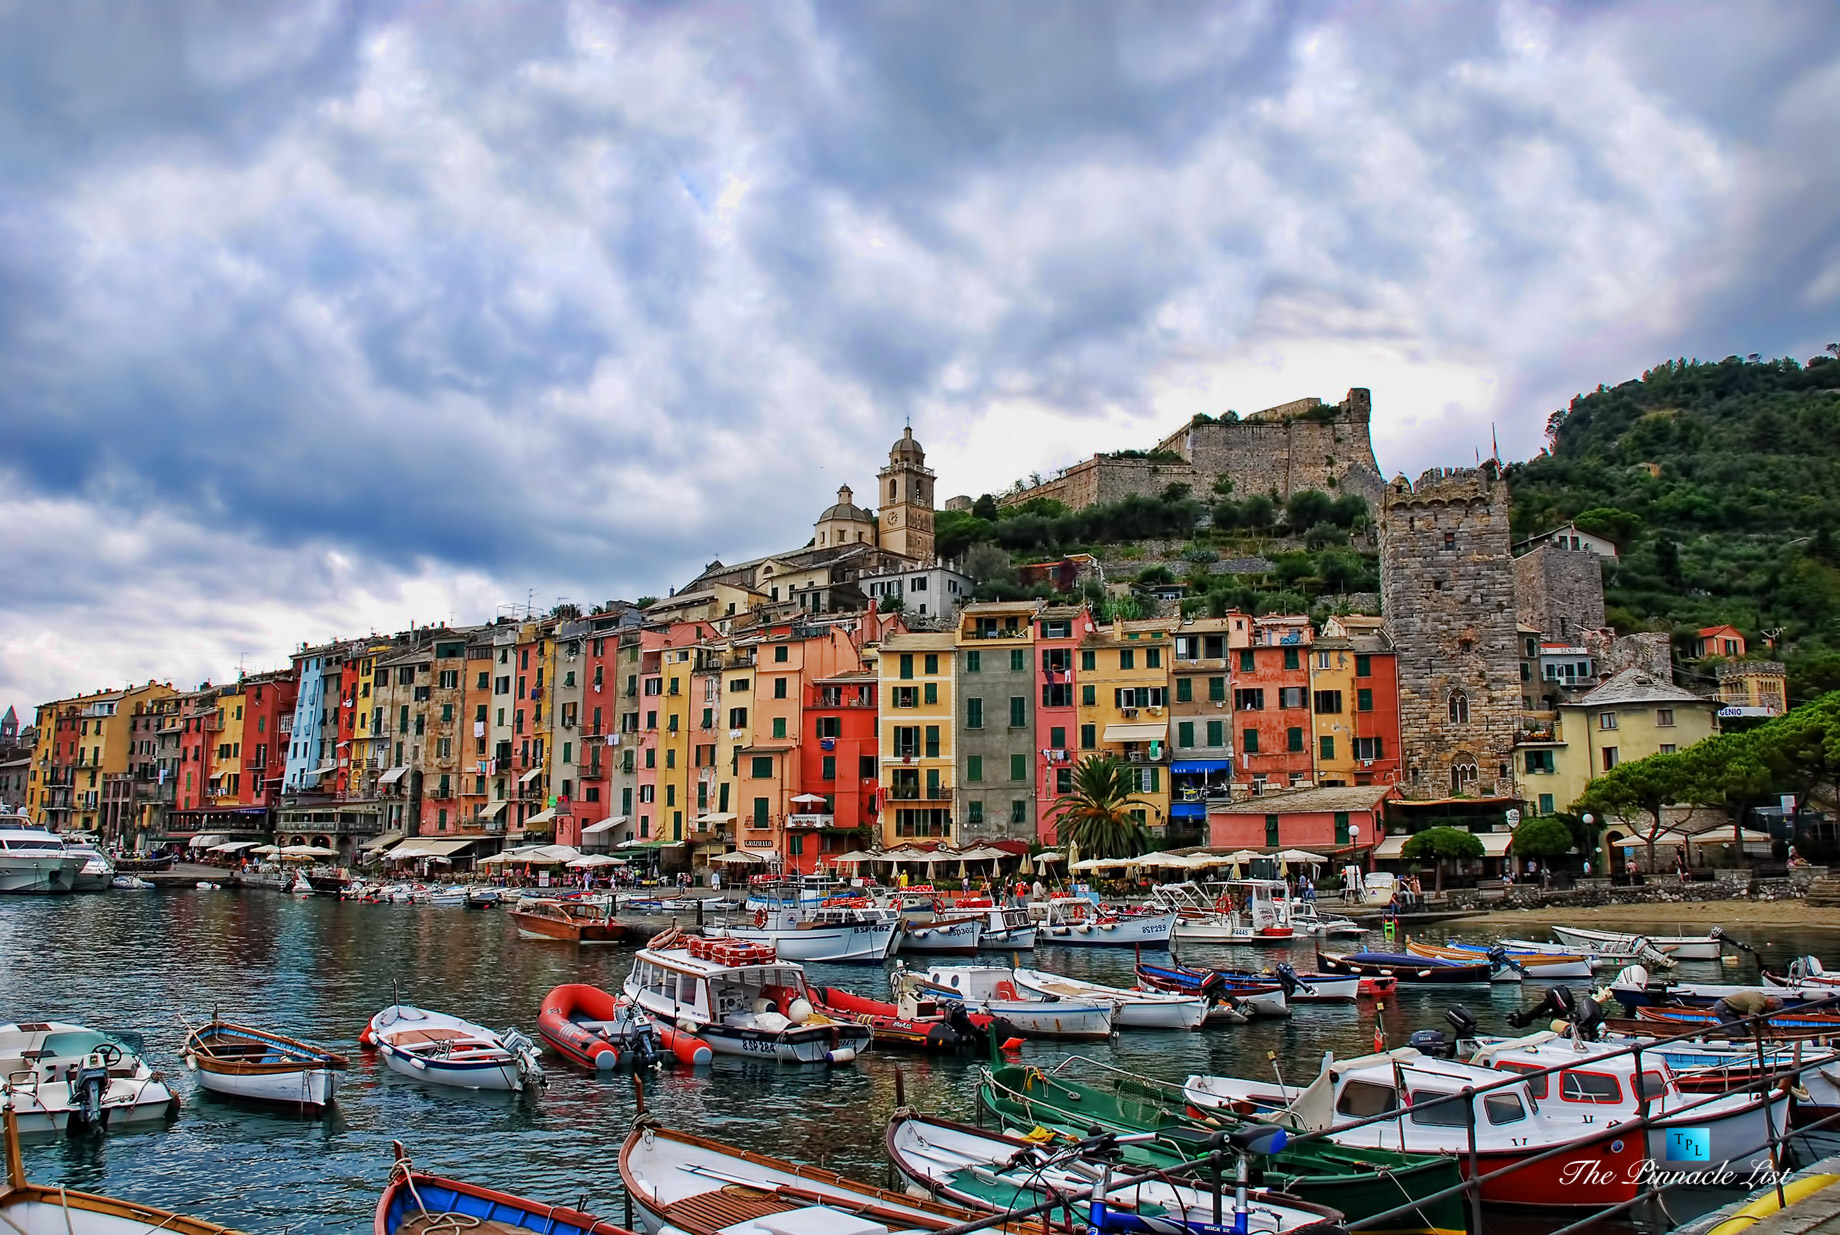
[3,1,1836,709]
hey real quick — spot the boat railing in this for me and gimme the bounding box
[1272,988,1840,1235]
[975,1002,1840,1235]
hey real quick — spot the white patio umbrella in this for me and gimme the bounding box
[1187,852,1237,867]
[1223,849,1266,863]
[278,844,337,858]
[790,793,828,805]
[1033,850,1065,865]
[709,850,767,864]
[825,850,876,865]
[1274,849,1328,864]
[568,854,626,868]
[248,844,282,856]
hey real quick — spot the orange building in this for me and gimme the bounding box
[1231,616,1316,792]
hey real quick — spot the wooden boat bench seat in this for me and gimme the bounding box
[388,1028,474,1046]
[664,1188,800,1232]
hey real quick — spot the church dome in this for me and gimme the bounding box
[889,425,925,462]
[819,484,875,523]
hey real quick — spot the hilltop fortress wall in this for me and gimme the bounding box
[1002,388,1385,511]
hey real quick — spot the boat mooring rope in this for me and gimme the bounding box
[390,1155,482,1235]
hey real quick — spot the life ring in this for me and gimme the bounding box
[1214,894,1235,913]
[754,909,768,928]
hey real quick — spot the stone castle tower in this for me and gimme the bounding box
[1380,466,1522,799]
[878,426,936,561]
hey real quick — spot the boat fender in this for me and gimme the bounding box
[787,998,813,1026]
[1613,964,1649,990]
[825,1047,857,1065]
[183,1054,198,1071]
[591,1044,620,1069]
[753,997,776,1015]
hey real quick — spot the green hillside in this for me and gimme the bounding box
[1506,351,1840,701]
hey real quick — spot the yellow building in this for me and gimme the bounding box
[1074,617,1173,835]
[878,630,956,844]
[31,683,176,835]
[206,683,249,808]
[656,639,697,846]
[1516,668,1719,819]
[1715,660,1789,718]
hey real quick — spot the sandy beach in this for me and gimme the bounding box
[1448,899,1840,930]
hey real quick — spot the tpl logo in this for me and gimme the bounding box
[1665,1128,1710,1162]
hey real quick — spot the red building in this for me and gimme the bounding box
[1209,784,1397,853]
[1231,617,1316,792]
[1032,605,1087,843]
[238,670,298,812]
[793,672,879,874]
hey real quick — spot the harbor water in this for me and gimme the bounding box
[0,890,1828,1233]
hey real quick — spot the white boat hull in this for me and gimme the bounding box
[1035,911,1175,947]
[378,1044,522,1090]
[1553,925,1721,961]
[1,1079,177,1135]
[979,925,1038,950]
[972,1000,1114,1039]
[1288,975,1361,1002]
[0,855,88,894]
[192,1062,339,1107]
[899,917,983,954]
[1011,968,1208,1029]
[714,920,898,963]
[1171,919,1293,943]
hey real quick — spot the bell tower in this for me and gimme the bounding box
[877,425,936,561]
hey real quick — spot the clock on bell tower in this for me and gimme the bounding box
[877,426,935,562]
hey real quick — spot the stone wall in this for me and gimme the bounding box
[1380,466,1523,799]
[1002,388,1383,512]
[1439,869,1816,912]
[1513,544,1606,640]
[1588,630,1673,680]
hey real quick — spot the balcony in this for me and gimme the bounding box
[886,786,953,803]
[786,813,836,829]
[723,649,758,669]
[964,625,1029,640]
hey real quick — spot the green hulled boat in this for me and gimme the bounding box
[979,1058,1467,1235]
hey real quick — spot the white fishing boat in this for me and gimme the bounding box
[619,1122,1008,1235]
[899,915,983,955]
[1553,924,1722,961]
[288,873,313,895]
[0,828,88,895]
[743,875,846,911]
[0,1022,178,1135]
[57,838,114,892]
[1149,880,1294,943]
[623,929,870,1063]
[361,1005,544,1091]
[1026,898,1175,947]
[978,905,1038,950]
[427,885,468,907]
[1407,941,1595,982]
[1283,901,1365,938]
[885,1111,1344,1234]
[1,1107,245,1235]
[710,904,900,963]
[181,1018,346,1109]
[900,965,1114,1040]
[1009,967,1209,1030]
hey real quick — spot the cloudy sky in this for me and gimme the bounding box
[4,1,1837,714]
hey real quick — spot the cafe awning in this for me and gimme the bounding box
[1102,722,1168,743]
[480,801,508,819]
[188,834,229,849]
[525,808,557,825]
[378,766,409,785]
[208,840,258,853]
[390,837,479,858]
[581,816,627,834]
[518,767,545,785]
[361,831,404,851]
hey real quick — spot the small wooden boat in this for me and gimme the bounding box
[1314,950,1491,984]
[900,966,1115,1040]
[2,1108,245,1235]
[536,985,661,1070]
[375,1147,634,1235]
[1633,1005,1840,1032]
[508,898,628,944]
[1554,923,1724,961]
[182,1018,346,1109]
[619,1123,1020,1235]
[1010,967,1209,1030]
[1405,941,1594,982]
[809,985,994,1053]
[886,1110,1347,1234]
[362,1005,545,1091]
[1135,960,1290,1016]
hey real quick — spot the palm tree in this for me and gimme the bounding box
[1049,755,1152,860]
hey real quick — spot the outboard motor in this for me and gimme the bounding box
[1407,1029,1455,1058]
[1486,946,1525,978]
[1790,955,1826,984]
[946,1003,991,1053]
[1508,985,1577,1030]
[69,1053,111,1131]
[502,1028,547,1088]
[1272,963,1301,999]
[1445,1004,1478,1040]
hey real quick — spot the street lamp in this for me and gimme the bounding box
[1349,823,1362,876]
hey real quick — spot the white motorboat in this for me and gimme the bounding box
[742,875,846,911]
[1026,897,1175,947]
[903,965,1114,1040]
[0,1022,178,1135]
[57,838,114,892]
[1284,901,1365,938]
[1553,924,1724,961]
[362,1005,544,1091]
[619,1122,995,1235]
[885,1111,1344,1234]
[0,828,89,895]
[710,904,900,963]
[623,929,869,1063]
[110,875,154,890]
[1150,880,1294,943]
[978,905,1038,950]
[1008,967,1208,1029]
[899,914,983,955]
[1499,937,1650,969]
[182,1018,346,1109]
[289,873,313,895]
[427,885,468,907]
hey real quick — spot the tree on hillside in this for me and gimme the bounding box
[972,494,1000,521]
[1285,489,1334,529]
[1400,826,1484,893]
[1048,756,1151,860]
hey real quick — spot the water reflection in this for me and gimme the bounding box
[0,892,1811,1234]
